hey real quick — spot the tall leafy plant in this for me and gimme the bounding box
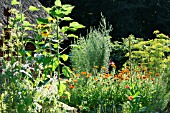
[70,16,112,73]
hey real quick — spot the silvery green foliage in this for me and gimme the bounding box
[70,17,112,73]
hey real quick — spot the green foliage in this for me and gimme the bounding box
[0,0,84,112]
[70,17,112,73]
[60,66,169,113]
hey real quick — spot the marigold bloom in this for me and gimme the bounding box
[128,96,133,101]
[103,75,108,79]
[149,71,152,75]
[94,78,98,81]
[155,73,160,76]
[80,71,87,75]
[73,79,77,83]
[94,66,99,68]
[101,66,107,70]
[125,77,130,81]
[86,74,91,78]
[142,67,147,71]
[72,68,76,71]
[111,64,116,69]
[114,76,119,80]
[70,85,74,89]
[76,74,80,77]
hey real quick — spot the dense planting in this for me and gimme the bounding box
[0,0,170,113]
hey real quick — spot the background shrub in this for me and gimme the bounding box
[70,17,112,73]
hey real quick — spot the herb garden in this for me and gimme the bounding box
[0,0,170,113]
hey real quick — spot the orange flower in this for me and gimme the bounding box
[73,79,77,83]
[125,77,130,81]
[155,73,160,76]
[149,71,152,75]
[94,78,98,81]
[128,96,133,101]
[111,64,116,69]
[81,71,87,75]
[76,74,80,77]
[142,67,147,71]
[65,80,69,83]
[103,75,108,79]
[135,70,140,73]
[114,76,119,80]
[94,66,99,69]
[101,66,107,70]
[86,74,91,78]
[72,68,76,71]
[70,85,74,89]
[99,74,103,77]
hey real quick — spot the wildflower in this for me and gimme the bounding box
[128,96,133,101]
[155,73,160,76]
[73,79,77,83]
[149,71,152,75]
[136,74,142,79]
[125,77,130,81]
[41,31,50,37]
[86,74,91,78]
[99,74,102,77]
[94,78,98,81]
[70,85,74,89]
[142,67,147,71]
[114,76,119,80]
[80,71,87,75]
[125,85,130,89]
[71,68,76,71]
[103,75,108,79]
[101,66,107,70]
[111,64,116,69]
[94,66,99,68]
[76,74,80,77]
[135,70,140,73]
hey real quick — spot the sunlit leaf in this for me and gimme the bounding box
[61,54,68,61]
[62,17,73,21]
[11,0,19,5]
[67,34,78,38]
[70,22,85,29]
[55,0,62,7]
[29,6,40,11]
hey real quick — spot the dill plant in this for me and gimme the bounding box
[70,17,112,73]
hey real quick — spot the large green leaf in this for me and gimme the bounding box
[60,54,68,61]
[62,66,71,78]
[36,18,49,24]
[59,83,66,96]
[70,22,85,29]
[11,0,19,5]
[52,57,59,71]
[29,6,40,11]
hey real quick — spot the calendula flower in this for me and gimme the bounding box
[128,96,133,101]
[155,73,160,76]
[76,74,80,77]
[111,64,116,69]
[80,71,87,75]
[94,66,99,68]
[73,79,77,83]
[101,66,107,70]
[70,85,74,89]
[125,77,130,81]
[103,75,108,79]
[72,68,76,71]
